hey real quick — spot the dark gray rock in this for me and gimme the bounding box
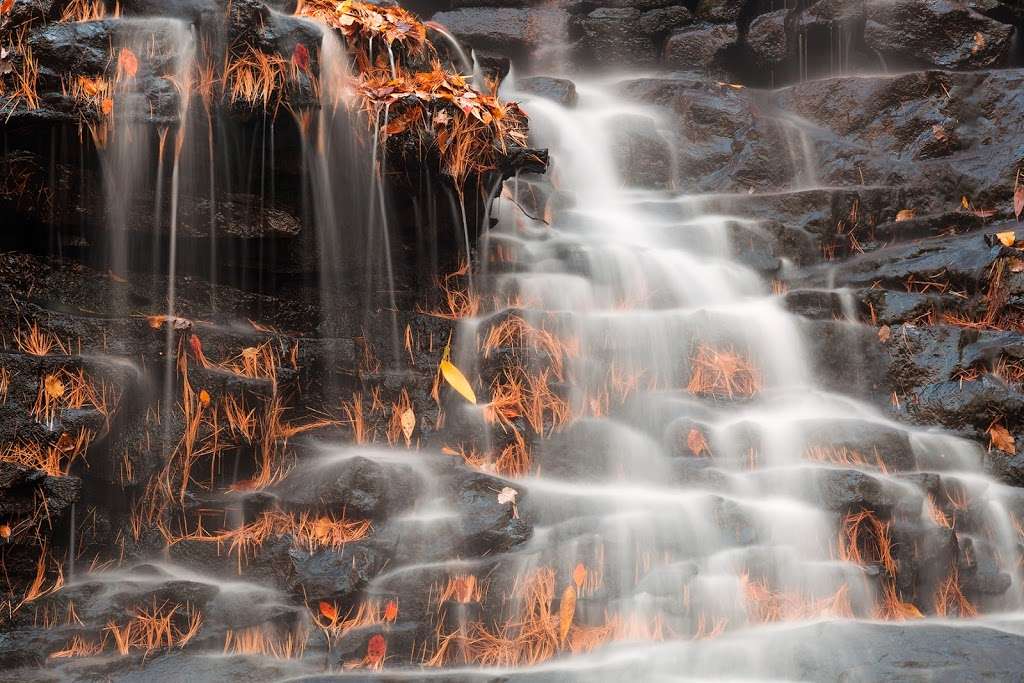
[429,7,569,61]
[696,0,744,23]
[638,5,694,35]
[581,7,659,67]
[747,9,788,65]
[663,23,738,72]
[608,113,673,188]
[516,76,578,107]
[864,0,1015,70]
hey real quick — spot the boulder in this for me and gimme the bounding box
[696,0,744,23]
[864,0,1015,70]
[516,76,578,107]
[638,5,694,35]
[663,23,738,72]
[580,7,659,67]
[608,113,674,189]
[429,7,569,62]
[747,9,788,66]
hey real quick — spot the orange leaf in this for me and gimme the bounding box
[558,585,576,646]
[687,428,708,456]
[118,48,138,79]
[101,98,113,115]
[1,0,13,14]
[44,374,65,399]
[198,389,211,407]
[319,601,338,623]
[383,600,398,622]
[996,230,1016,248]
[895,209,915,222]
[989,423,1016,455]
[366,633,387,663]
[0,524,10,540]
[572,563,587,591]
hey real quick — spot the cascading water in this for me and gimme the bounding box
[4,0,1024,680]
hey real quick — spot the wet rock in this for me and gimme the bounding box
[864,0,1015,70]
[696,0,744,23]
[911,375,1024,431]
[607,113,673,189]
[0,462,81,519]
[516,76,578,107]
[746,9,788,66]
[862,290,938,326]
[429,7,569,62]
[801,418,918,472]
[663,23,738,72]
[447,469,532,555]
[638,5,694,35]
[801,319,891,403]
[272,453,424,519]
[783,289,847,319]
[288,541,387,601]
[580,7,659,67]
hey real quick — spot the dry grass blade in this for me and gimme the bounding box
[687,344,761,398]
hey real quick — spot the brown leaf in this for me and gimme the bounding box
[400,407,415,443]
[895,209,916,222]
[996,230,1016,248]
[1014,185,1023,222]
[878,325,891,343]
[686,427,708,456]
[558,585,576,646]
[989,423,1016,454]
[55,433,76,452]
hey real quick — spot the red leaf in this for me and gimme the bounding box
[383,600,398,622]
[292,43,310,72]
[0,0,13,15]
[319,600,338,623]
[366,633,386,663]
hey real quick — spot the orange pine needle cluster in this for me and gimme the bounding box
[687,344,762,398]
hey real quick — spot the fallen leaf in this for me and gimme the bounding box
[0,524,10,540]
[1014,185,1023,221]
[996,230,1016,247]
[55,433,76,452]
[44,374,65,399]
[440,356,476,404]
[962,196,970,210]
[366,633,387,664]
[319,601,338,623]
[292,43,310,71]
[686,427,708,456]
[878,325,891,343]
[572,563,587,591]
[972,207,997,218]
[972,31,986,54]
[400,407,415,442]
[0,0,13,14]
[895,209,916,222]
[199,389,211,407]
[497,486,517,505]
[146,315,191,330]
[100,98,113,116]
[383,600,398,622]
[931,124,947,141]
[558,585,576,646]
[228,478,258,492]
[117,48,138,79]
[989,423,1015,454]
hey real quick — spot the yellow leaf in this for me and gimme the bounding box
[440,358,476,404]
[989,423,1016,455]
[44,374,65,399]
[400,407,415,441]
[558,585,576,646]
[895,209,915,222]
[962,196,970,209]
[996,230,1016,247]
